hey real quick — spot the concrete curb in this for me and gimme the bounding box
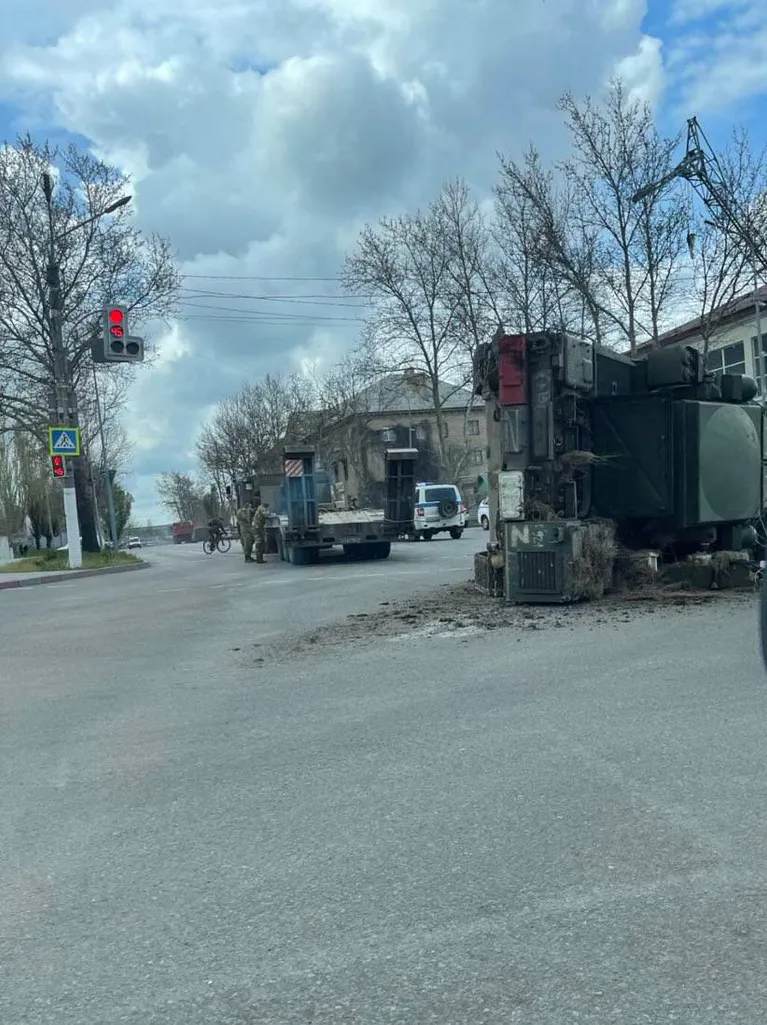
[0,560,149,591]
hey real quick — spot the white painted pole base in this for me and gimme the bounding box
[63,484,82,569]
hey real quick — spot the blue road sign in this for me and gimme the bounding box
[49,426,81,457]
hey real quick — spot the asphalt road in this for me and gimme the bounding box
[2,536,767,1024]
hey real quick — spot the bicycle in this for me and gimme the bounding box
[203,532,232,555]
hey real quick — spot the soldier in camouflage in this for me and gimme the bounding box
[253,501,268,563]
[236,503,255,563]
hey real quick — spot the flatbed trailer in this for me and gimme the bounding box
[272,508,393,564]
[241,447,416,566]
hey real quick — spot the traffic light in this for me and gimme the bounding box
[101,305,144,362]
[51,455,65,478]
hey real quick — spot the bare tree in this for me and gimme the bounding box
[0,135,180,549]
[94,473,133,542]
[494,82,688,353]
[436,179,502,358]
[305,352,384,500]
[495,147,609,345]
[197,373,314,489]
[685,129,767,360]
[156,472,206,523]
[343,198,473,468]
[0,431,64,547]
[493,153,584,335]
[0,433,26,537]
[556,80,688,353]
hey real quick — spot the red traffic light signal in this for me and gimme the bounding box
[108,306,125,339]
[100,304,142,362]
[51,455,65,478]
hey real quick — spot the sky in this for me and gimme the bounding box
[1,0,767,523]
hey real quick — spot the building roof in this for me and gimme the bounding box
[283,371,480,448]
[637,283,767,353]
[357,372,480,414]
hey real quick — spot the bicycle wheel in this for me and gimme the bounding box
[216,536,232,553]
[202,538,215,554]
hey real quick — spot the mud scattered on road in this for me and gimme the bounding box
[252,578,754,665]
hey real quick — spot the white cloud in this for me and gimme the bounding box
[670,0,752,26]
[0,0,661,521]
[614,35,665,107]
[664,0,767,116]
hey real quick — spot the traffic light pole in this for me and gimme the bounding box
[91,361,119,550]
[47,243,83,571]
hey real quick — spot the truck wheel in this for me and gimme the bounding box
[449,528,463,540]
[480,515,489,530]
[423,531,433,541]
[371,542,391,559]
[290,547,318,566]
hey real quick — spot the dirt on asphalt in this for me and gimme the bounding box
[252,577,755,665]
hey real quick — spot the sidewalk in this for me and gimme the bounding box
[0,560,148,590]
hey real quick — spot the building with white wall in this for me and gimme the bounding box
[636,285,767,394]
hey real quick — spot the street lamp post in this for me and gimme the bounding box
[41,173,131,568]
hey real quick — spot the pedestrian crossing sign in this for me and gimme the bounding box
[49,426,81,457]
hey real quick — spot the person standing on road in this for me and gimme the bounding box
[253,501,268,564]
[236,503,255,563]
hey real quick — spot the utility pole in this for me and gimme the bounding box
[43,172,82,569]
[41,173,131,569]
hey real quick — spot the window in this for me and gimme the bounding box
[471,448,484,465]
[424,486,459,503]
[415,425,428,441]
[465,419,480,437]
[752,334,767,394]
[440,421,449,439]
[706,341,745,377]
[380,428,396,443]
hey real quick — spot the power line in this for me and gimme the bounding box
[182,273,343,282]
[177,301,364,323]
[180,287,372,308]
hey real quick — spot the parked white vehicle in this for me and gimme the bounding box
[477,498,490,530]
[412,482,466,540]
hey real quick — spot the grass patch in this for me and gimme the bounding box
[0,549,142,573]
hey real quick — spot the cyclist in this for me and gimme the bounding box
[207,516,225,546]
